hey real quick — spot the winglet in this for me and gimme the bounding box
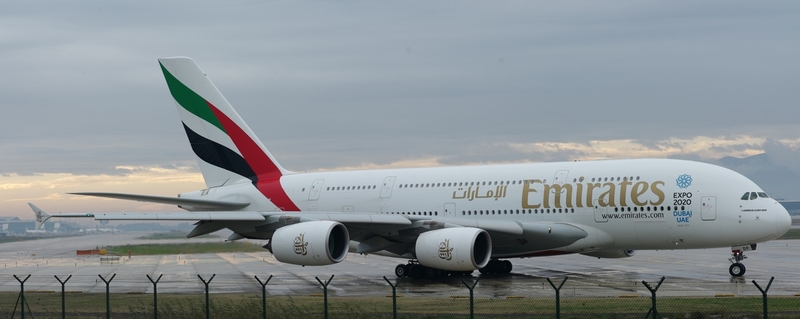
[28,203,51,230]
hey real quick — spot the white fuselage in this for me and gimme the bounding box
[183,158,791,257]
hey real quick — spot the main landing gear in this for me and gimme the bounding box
[394,261,473,279]
[395,259,514,279]
[478,259,513,275]
[728,250,747,277]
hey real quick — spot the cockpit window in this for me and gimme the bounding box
[749,192,758,200]
[741,192,750,200]
[758,192,769,198]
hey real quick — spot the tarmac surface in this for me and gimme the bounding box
[0,231,798,297]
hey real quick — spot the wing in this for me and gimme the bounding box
[30,203,589,257]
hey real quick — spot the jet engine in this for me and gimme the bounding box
[580,249,636,259]
[415,227,492,271]
[271,221,350,266]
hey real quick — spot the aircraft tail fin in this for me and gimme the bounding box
[28,203,51,230]
[158,57,290,188]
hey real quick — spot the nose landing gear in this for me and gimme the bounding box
[728,250,747,277]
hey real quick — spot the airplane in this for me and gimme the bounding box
[29,57,791,279]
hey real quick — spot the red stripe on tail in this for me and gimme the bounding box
[208,102,300,211]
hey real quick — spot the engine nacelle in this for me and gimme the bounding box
[580,249,636,259]
[415,227,492,271]
[271,221,350,266]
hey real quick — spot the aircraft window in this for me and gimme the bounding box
[571,208,574,213]
[326,187,330,191]
[357,186,360,190]
[579,177,584,182]
[758,192,769,198]
[636,176,640,181]
[604,178,607,182]
[660,206,664,211]
[435,212,438,216]
[627,207,631,212]
[615,207,619,212]
[558,209,562,213]
[646,207,651,211]
[633,207,637,212]
[591,178,595,182]
[750,192,758,200]
[681,206,685,210]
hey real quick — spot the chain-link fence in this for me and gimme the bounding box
[1,273,798,318]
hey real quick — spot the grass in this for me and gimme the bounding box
[1,292,799,318]
[134,232,218,240]
[104,242,265,255]
[778,228,800,240]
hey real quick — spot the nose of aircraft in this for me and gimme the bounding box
[776,202,792,237]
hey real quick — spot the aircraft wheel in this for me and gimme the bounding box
[729,263,746,277]
[409,265,423,278]
[395,264,408,278]
[424,267,437,279]
[501,260,513,274]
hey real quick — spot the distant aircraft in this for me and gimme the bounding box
[29,57,791,278]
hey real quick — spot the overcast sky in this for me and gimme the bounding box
[2,1,800,217]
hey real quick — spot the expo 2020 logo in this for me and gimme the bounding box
[676,174,693,189]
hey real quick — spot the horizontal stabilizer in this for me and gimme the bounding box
[70,192,250,210]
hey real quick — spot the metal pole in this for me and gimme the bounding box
[383,275,405,319]
[147,274,163,319]
[315,275,335,319]
[255,275,273,319]
[198,274,215,319]
[460,275,481,319]
[642,277,665,319]
[13,275,31,319]
[753,277,774,319]
[547,276,568,319]
[98,274,116,319]
[55,275,72,319]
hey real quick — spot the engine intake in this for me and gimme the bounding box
[271,221,350,266]
[415,227,492,271]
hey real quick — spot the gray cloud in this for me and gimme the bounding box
[1,1,799,179]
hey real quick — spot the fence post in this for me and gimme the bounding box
[255,275,273,319]
[642,276,665,319]
[546,276,569,319]
[98,274,116,319]
[147,274,163,319]
[315,275,335,319]
[752,277,774,319]
[54,275,72,319]
[460,275,481,319]
[383,275,405,319]
[198,274,215,319]
[12,274,32,319]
